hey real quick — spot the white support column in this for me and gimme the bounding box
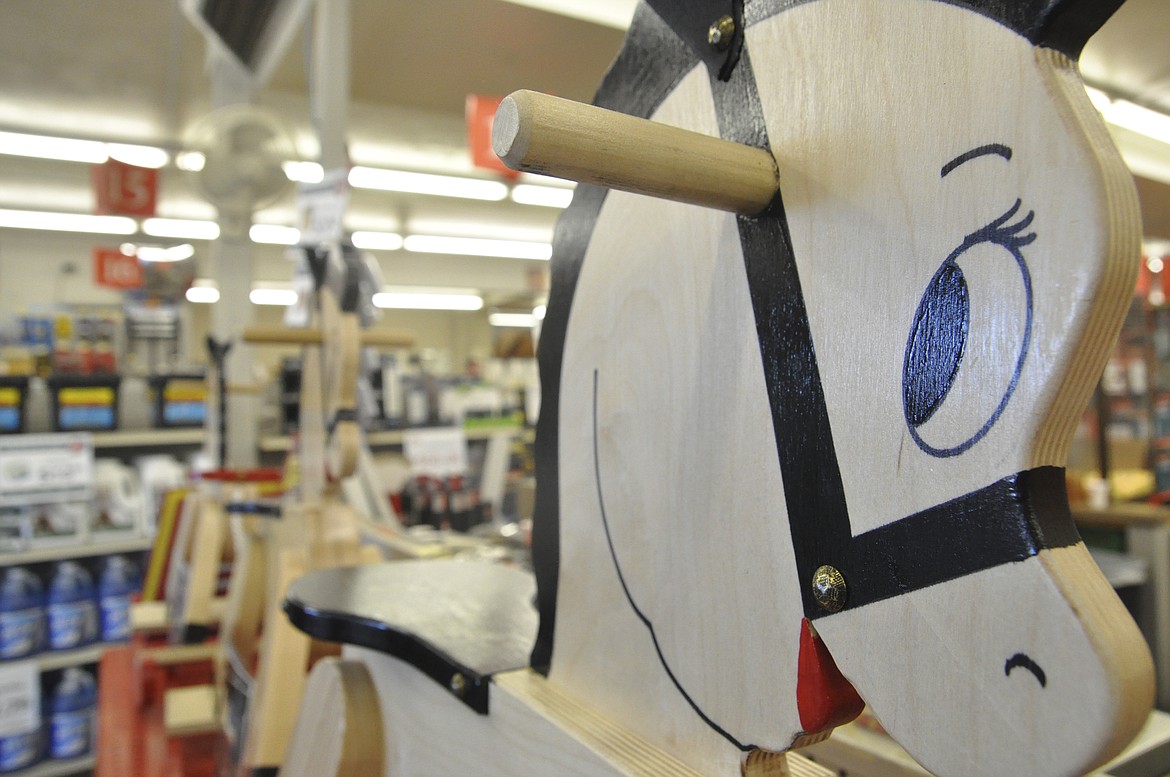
[207,52,260,468]
[311,0,350,172]
[297,0,351,499]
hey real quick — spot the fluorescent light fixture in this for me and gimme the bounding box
[404,234,552,260]
[0,131,168,168]
[249,287,297,306]
[283,160,324,183]
[186,280,220,304]
[137,243,195,263]
[106,143,169,169]
[495,0,635,29]
[1104,100,1170,145]
[511,184,574,208]
[1149,256,1166,274]
[0,131,107,163]
[142,217,220,240]
[351,231,404,251]
[250,224,300,245]
[0,208,136,235]
[533,303,547,320]
[349,166,508,201]
[176,151,206,172]
[373,290,484,311]
[489,312,537,328]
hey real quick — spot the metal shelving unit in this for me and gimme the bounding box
[9,755,95,777]
[0,536,152,567]
[89,428,204,450]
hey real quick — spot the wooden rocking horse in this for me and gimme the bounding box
[279,1,1155,775]
[212,244,396,776]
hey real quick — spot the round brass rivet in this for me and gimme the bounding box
[708,15,735,51]
[812,565,847,613]
[450,673,466,696]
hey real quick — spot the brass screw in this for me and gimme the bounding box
[812,565,847,613]
[450,673,466,696]
[708,15,735,51]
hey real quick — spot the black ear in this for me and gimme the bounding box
[643,0,744,80]
[1028,0,1127,57]
[960,0,1126,58]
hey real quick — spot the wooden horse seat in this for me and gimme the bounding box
[283,560,538,714]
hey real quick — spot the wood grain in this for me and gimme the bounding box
[494,89,779,215]
[340,650,834,777]
[543,2,1152,776]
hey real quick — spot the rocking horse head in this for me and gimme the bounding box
[505,0,1155,775]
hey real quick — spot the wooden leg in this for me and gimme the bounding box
[182,499,227,639]
[240,549,311,773]
[222,516,268,666]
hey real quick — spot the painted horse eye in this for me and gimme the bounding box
[903,260,969,428]
[902,206,1034,458]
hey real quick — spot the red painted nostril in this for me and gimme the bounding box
[796,618,865,735]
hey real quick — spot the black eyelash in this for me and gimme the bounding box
[966,198,1037,252]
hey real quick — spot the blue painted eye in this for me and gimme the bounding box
[902,200,1035,458]
[903,261,969,428]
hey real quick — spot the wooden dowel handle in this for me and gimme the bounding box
[243,325,414,348]
[493,89,779,215]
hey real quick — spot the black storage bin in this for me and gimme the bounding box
[0,375,30,434]
[46,374,121,432]
[149,372,207,428]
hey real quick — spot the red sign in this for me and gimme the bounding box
[466,94,519,180]
[92,159,158,217]
[93,248,143,290]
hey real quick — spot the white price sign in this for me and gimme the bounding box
[0,661,38,736]
[296,168,350,246]
[403,427,468,478]
[0,433,93,506]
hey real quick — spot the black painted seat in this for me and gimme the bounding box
[284,559,538,713]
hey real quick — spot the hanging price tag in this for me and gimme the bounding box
[296,168,349,246]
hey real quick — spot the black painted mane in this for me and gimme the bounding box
[950,0,1125,57]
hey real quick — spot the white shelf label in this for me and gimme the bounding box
[0,433,93,506]
[0,660,39,736]
[403,427,468,478]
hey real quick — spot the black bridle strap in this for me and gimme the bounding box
[708,45,1080,620]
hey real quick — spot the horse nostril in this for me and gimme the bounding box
[1005,653,1047,687]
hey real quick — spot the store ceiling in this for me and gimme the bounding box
[0,0,1163,136]
[0,0,1167,297]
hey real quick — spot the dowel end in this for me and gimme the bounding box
[493,91,530,170]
